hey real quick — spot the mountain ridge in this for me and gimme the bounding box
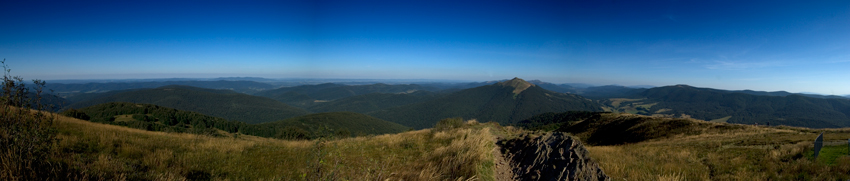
[640,85,850,128]
[370,78,602,129]
[65,85,309,124]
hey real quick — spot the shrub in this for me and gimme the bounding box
[0,59,59,180]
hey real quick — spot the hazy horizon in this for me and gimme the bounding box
[2,1,848,94]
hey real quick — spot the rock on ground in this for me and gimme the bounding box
[497,132,610,181]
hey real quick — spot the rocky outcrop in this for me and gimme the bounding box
[498,132,610,181]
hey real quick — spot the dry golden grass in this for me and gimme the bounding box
[52,108,850,180]
[52,114,497,180]
[584,119,850,181]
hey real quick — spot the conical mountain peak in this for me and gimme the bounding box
[498,77,535,94]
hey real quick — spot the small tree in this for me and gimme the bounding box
[0,59,58,180]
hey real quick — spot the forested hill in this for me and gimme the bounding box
[254,83,441,108]
[66,102,258,136]
[369,78,603,129]
[307,91,441,113]
[65,102,407,139]
[642,85,850,128]
[259,112,409,136]
[65,85,309,124]
[48,80,275,94]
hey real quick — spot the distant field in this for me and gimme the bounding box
[709,116,732,123]
[609,98,644,107]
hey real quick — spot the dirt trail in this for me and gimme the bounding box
[495,132,610,181]
[493,137,518,181]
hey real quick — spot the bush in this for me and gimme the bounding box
[0,59,59,180]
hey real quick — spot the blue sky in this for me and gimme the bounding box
[1,0,849,94]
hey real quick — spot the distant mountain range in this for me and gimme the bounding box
[639,85,850,128]
[48,80,276,95]
[65,85,309,124]
[49,77,850,129]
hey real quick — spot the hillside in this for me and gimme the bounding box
[259,112,409,136]
[66,102,407,139]
[255,83,440,108]
[35,111,497,180]
[640,85,850,128]
[67,102,261,136]
[731,90,848,99]
[528,80,579,93]
[526,80,648,99]
[48,80,275,95]
[16,104,850,180]
[577,85,647,99]
[516,111,850,180]
[307,91,441,113]
[65,85,309,124]
[370,77,603,129]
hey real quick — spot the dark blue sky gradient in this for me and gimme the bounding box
[2,0,849,94]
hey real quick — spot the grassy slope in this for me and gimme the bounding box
[259,112,410,136]
[51,113,496,180]
[522,112,850,180]
[49,106,850,180]
[66,85,309,124]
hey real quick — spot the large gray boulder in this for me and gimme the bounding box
[499,132,610,181]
